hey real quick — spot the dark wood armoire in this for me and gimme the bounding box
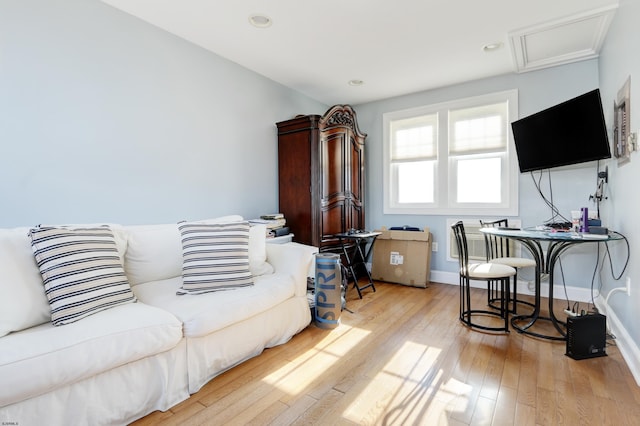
[276,104,366,253]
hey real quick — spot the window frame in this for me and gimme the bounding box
[383,90,519,216]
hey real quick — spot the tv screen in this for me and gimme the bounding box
[511,89,611,173]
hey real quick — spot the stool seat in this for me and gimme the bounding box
[489,257,536,269]
[468,263,516,279]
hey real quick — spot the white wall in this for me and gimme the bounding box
[0,0,326,227]
[597,0,640,376]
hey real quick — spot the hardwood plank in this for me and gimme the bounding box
[535,387,556,425]
[244,399,289,426]
[131,282,640,426]
[567,356,597,424]
[516,337,538,407]
[129,409,174,426]
[479,333,507,401]
[289,388,351,425]
[491,385,517,426]
[470,395,496,426]
[514,402,536,426]
[554,380,580,425]
[536,339,556,391]
[268,395,317,425]
[500,331,522,389]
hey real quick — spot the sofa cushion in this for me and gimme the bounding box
[0,228,52,337]
[133,273,296,338]
[0,302,183,407]
[177,221,254,295]
[248,224,274,276]
[124,223,183,286]
[29,226,136,325]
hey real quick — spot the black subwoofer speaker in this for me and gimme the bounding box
[565,313,607,360]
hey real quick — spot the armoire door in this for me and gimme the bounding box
[320,130,347,246]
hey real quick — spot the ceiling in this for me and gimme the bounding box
[100,0,619,106]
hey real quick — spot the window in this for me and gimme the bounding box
[446,218,522,263]
[383,90,519,215]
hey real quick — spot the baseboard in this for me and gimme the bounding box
[594,297,640,387]
[430,269,640,387]
[430,270,595,302]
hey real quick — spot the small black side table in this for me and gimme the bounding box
[335,231,382,298]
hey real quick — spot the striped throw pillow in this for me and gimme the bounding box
[177,221,254,295]
[29,226,136,325]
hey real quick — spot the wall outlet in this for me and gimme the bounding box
[432,242,438,252]
[527,273,549,292]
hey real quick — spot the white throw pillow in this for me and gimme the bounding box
[177,221,254,295]
[29,226,136,325]
[196,215,244,224]
[0,228,51,336]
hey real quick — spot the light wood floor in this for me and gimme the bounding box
[132,281,640,426]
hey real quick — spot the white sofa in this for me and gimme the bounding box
[0,215,315,425]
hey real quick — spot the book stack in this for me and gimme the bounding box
[249,213,290,238]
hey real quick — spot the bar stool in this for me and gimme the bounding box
[480,219,536,314]
[451,221,516,332]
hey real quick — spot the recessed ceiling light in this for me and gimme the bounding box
[249,14,272,28]
[348,79,364,86]
[482,42,503,52]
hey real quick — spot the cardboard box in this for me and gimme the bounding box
[371,227,432,288]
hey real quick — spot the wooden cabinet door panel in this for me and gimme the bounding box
[321,201,345,241]
[346,199,364,232]
[320,132,346,201]
[349,133,363,202]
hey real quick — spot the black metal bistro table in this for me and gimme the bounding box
[479,227,622,340]
[335,231,382,298]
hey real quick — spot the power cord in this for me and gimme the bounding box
[530,170,571,225]
[590,231,630,307]
[590,231,630,337]
[603,231,630,281]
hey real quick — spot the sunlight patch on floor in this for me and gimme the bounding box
[341,340,467,424]
[261,324,371,394]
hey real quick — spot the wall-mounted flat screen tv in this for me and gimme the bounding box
[511,89,611,173]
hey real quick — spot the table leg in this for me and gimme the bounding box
[353,239,376,295]
[338,236,376,299]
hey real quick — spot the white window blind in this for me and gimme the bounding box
[390,114,437,161]
[449,102,508,155]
